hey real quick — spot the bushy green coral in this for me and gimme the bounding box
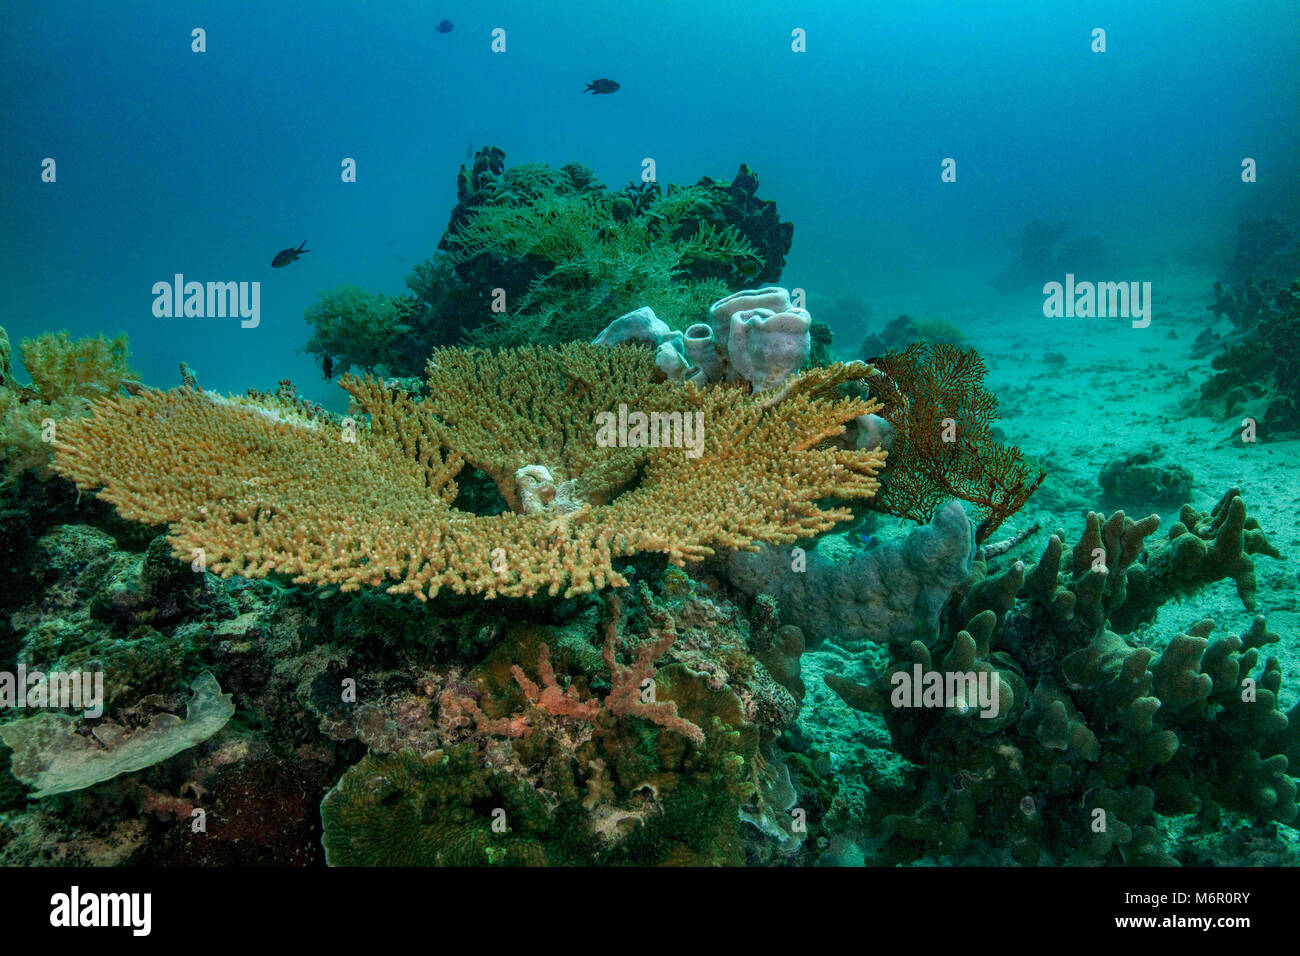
[301,151,792,369]
[301,285,422,375]
[19,331,136,400]
[446,186,750,348]
[1,327,139,485]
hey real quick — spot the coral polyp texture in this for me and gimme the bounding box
[51,344,887,600]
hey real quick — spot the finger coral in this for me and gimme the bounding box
[52,345,887,601]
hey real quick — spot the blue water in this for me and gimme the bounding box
[3,0,1298,404]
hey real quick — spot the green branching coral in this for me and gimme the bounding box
[446,187,752,348]
[301,285,423,376]
[0,327,139,485]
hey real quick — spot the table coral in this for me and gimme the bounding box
[51,344,887,601]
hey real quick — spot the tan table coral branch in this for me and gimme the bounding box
[53,346,886,600]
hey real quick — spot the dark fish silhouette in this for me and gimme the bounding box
[322,355,334,380]
[583,78,620,94]
[271,241,309,267]
[436,19,453,33]
[732,255,763,281]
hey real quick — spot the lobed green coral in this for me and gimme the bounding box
[824,493,1294,865]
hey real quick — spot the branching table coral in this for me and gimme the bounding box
[53,344,887,601]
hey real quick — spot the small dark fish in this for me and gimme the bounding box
[848,531,877,550]
[322,355,334,380]
[271,241,309,268]
[583,78,620,95]
[732,255,763,281]
[436,19,453,33]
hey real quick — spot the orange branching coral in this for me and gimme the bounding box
[867,343,1044,543]
[408,343,678,509]
[600,594,704,744]
[441,596,702,743]
[53,346,887,600]
[510,644,601,722]
[438,687,533,739]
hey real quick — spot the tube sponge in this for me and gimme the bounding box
[727,306,812,392]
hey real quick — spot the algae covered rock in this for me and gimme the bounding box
[1098,449,1193,509]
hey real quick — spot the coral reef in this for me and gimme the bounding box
[859,314,965,360]
[993,221,1110,294]
[319,584,797,866]
[1098,449,1193,510]
[1196,278,1300,441]
[1225,218,1299,286]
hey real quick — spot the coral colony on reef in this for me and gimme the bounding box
[0,145,1297,873]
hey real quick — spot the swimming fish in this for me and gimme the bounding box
[436,19,453,33]
[732,255,763,281]
[583,78,620,94]
[848,530,878,550]
[322,355,334,380]
[271,241,309,267]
